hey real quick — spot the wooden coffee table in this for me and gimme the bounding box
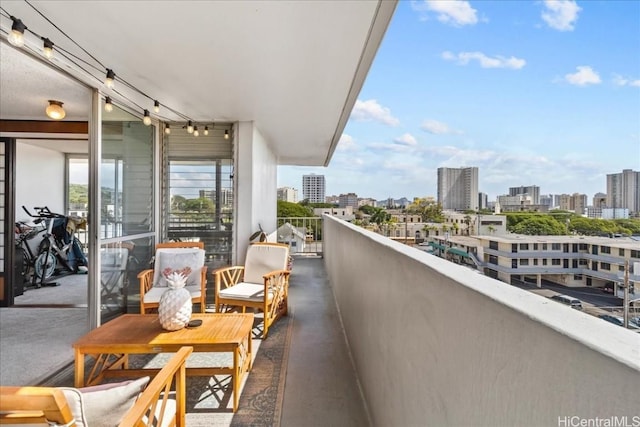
[73,313,254,412]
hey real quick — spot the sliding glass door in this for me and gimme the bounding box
[99,104,155,321]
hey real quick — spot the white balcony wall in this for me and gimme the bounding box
[235,121,277,263]
[15,143,65,222]
[323,215,640,427]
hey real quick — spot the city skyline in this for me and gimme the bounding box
[278,0,640,201]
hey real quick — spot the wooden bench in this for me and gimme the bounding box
[0,346,193,427]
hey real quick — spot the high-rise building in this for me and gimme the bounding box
[277,186,298,203]
[338,193,358,209]
[478,192,488,210]
[559,193,587,215]
[606,169,640,215]
[592,193,607,209]
[509,185,540,204]
[302,174,325,203]
[437,167,479,211]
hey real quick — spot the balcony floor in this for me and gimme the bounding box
[282,256,370,426]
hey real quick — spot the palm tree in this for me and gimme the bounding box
[463,215,472,235]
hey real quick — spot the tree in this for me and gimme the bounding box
[359,205,378,216]
[406,198,444,222]
[277,200,314,217]
[463,215,472,235]
[510,216,567,235]
[183,197,214,212]
[171,195,187,211]
[370,207,391,225]
[69,184,88,204]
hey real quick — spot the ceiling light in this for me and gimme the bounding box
[42,38,54,59]
[105,69,115,89]
[143,109,151,126]
[104,96,113,112]
[45,100,65,120]
[193,126,199,137]
[8,16,26,47]
[153,100,160,113]
[165,124,171,135]
[187,121,194,134]
[204,126,209,136]
[224,129,229,140]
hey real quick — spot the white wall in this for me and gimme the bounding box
[324,215,640,427]
[235,121,278,263]
[15,143,65,223]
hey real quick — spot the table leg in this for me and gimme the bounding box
[233,346,239,412]
[248,329,253,371]
[74,348,84,388]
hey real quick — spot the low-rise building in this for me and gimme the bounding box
[428,234,640,298]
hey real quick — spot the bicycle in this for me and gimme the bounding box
[14,220,47,287]
[21,206,88,287]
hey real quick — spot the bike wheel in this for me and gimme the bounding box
[34,252,56,279]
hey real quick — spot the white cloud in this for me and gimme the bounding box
[415,0,479,26]
[420,119,460,135]
[350,99,400,126]
[541,0,581,31]
[337,133,357,151]
[564,66,601,86]
[441,51,526,69]
[613,74,640,87]
[393,133,418,146]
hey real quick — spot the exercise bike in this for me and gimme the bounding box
[21,206,88,287]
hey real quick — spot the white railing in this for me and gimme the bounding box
[276,217,323,256]
[323,215,640,427]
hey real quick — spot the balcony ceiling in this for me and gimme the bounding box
[0,1,396,166]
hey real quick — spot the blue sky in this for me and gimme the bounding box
[278,0,640,202]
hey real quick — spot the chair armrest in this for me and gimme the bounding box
[263,269,291,289]
[118,346,193,427]
[213,266,245,292]
[0,386,75,425]
[199,266,208,292]
[137,269,154,295]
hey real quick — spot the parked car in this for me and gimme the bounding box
[550,294,583,310]
[599,314,624,326]
[602,283,615,294]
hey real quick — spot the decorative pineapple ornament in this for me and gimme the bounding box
[158,268,193,331]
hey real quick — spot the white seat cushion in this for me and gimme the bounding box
[218,282,273,302]
[143,285,202,304]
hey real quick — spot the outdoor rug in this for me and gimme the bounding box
[38,313,293,427]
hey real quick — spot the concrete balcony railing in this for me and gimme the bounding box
[323,215,640,427]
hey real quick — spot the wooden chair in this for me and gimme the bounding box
[138,242,208,314]
[214,242,290,338]
[0,346,193,427]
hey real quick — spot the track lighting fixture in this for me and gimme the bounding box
[224,129,230,140]
[105,69,115,89]
[153,100,160,113]
[165,124,171,135]
[204,126,209,136]
[45,100,65,120]
[104,96,114,112]
[143,109,151,126]
[8,16,26,47]
[193,126,199,137]
[42,38,54,59]
[187,121,194,134]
